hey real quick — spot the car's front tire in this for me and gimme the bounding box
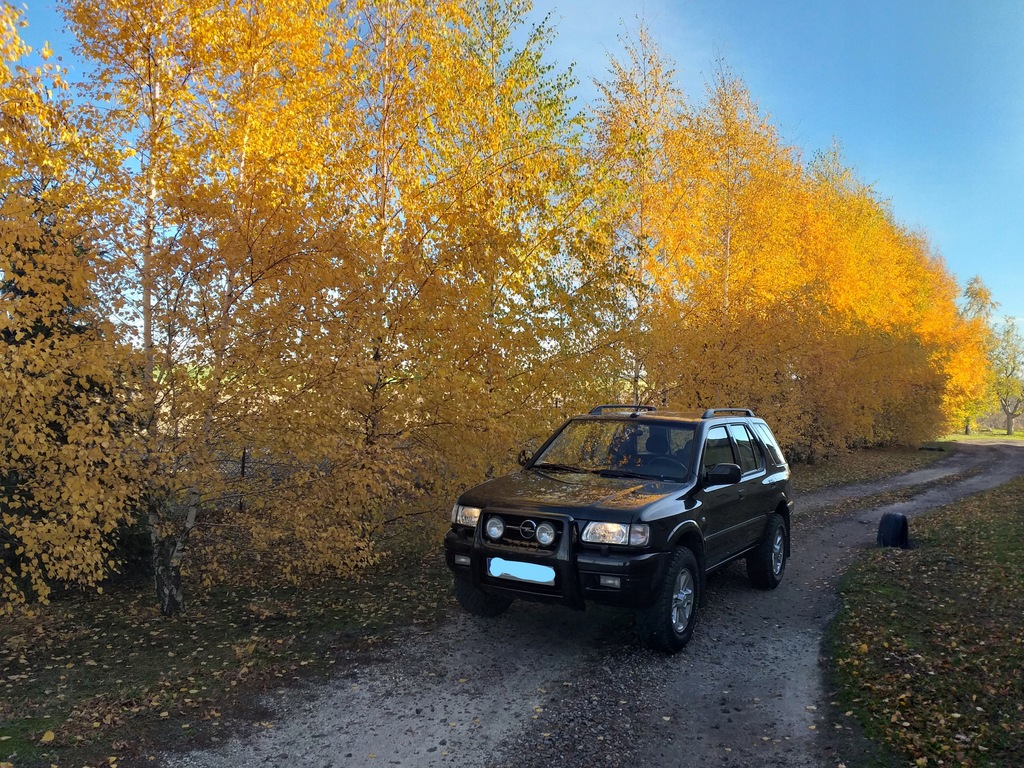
[453,578,513,617]
[635,547,700,653]
[747,513,787,589]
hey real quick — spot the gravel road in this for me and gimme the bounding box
[171,440,1024,768]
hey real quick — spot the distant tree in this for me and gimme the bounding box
[953,276,997,434]
[991,320,1024,435]
[962,276,998,321]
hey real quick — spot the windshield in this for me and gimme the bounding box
[533,419,696,482]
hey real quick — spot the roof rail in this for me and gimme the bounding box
[701,407,756,419]
[589,404,658,416]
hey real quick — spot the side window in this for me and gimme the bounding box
[753,423,786,466]
[702,426,734,472]
[728,424,761,474]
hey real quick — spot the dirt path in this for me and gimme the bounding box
[171,440,1024,768]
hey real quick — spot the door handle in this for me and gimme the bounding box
[738,490,746,499]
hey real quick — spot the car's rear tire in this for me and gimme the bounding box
[636,547,700,653]
[453,578,512,617]
[747,513,787,589]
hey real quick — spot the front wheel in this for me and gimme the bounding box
[636,547,701,653]
[747,513,787,589]
[453,578,512,617]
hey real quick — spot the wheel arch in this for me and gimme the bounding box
[775,499,793,557]
[667,522,706,606]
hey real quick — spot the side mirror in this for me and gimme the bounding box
[705,463,741,486]
[517,449,531,467]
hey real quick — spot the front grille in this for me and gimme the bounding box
[482,512,566,551]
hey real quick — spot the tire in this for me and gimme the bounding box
[453,578,512,617]
[636,547,700,653]
[877,511,909,549]
[747,514,787,590]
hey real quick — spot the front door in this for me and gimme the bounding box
[696,425,744,567]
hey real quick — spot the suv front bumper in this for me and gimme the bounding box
[444,521,670,610]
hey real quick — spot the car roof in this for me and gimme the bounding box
[578,405,760,425]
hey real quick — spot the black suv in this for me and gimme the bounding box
[443,405,793,652]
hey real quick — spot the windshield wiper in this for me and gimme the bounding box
[532,462,590,474]
[595,468,653,480]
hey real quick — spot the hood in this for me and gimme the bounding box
[458,468,685,521]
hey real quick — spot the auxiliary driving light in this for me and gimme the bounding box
[485,516,505,540]
[599,575,621,589]
[536,522,556,546]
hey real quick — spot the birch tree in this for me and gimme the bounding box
[0,2,143,607]
[992,320,1024,435]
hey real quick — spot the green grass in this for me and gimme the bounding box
[829,477,1024,768]
[946,428,1024,442]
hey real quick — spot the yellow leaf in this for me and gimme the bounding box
[40,730,55,743]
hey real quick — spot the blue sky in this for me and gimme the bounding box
[19,0,1024,322]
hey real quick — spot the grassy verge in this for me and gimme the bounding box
[790,442,952,496]
[829,476,1024,768]
[950,428,1024,442]
[0,532,451,767]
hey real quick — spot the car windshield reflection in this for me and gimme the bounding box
[533,419,695,482]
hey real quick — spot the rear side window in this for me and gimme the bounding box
[753,422,786,466]
[727,424,761,474]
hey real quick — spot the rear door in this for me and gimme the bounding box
[726,422,771,548]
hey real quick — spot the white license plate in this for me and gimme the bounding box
[487,557,556,586]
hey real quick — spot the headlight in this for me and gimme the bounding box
[582,522,650,546]
[485,516,505,540]
[536,522,556,546]
[452,503,482,527]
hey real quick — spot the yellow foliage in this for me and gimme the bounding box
[0,199,141,609]
[590,45,991,458]
[0,0,992,610]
